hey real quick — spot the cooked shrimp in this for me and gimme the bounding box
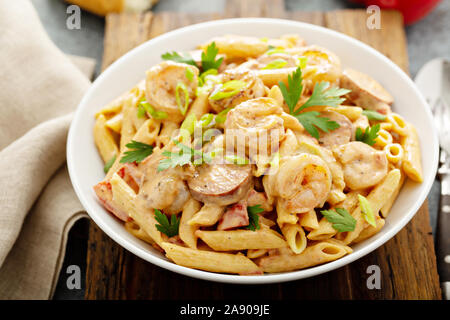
[208,68,265,113]
[225,97,286,158]
[138,150,191,215]
[203,35,269,58]
[318,111,353,148]
[145,61,199,123]
[333,141,388,190]
[296,45,342,93]
[263,153,332,213]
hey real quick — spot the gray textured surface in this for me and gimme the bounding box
[30,0,448,299]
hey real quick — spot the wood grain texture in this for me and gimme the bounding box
[85,0,441,300]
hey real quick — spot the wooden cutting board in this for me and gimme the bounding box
[86,0,441,299]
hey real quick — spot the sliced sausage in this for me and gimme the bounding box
[138,151,190,215]
[318,111,353,148]
[187,163,253,206]
[217,200,249,230]
[340,68,393,114]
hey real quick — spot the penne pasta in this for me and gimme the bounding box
[387,113,408,136]
[258,240,352,273]
[401,123,423,182]
[179,198,201,249]
[299,210,319,231]
[281,223,307,254]
[384,143,404,164]
[92,33,425,275]
[93,113,119,163]
[195,228,286,251]
[162,242,262,274]
[188,204,225,226]
[110,173,163,246]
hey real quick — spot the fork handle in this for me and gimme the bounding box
[437,190,450,298]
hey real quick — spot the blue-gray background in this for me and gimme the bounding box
[31,0,450,299]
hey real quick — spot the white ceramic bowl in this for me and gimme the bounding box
[67,18,439,284]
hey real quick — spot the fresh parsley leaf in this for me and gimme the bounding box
[358,194,376,227]
[278,67,303,114]
[355,123,380,146]
[294,111,341,139]
[154,209,180,237]
[279,67,350,139]
[157,139,210,172]
[362,110,386,121]
[201,42,223,72]
[103,155,116,174]
[120,140,154,163]
[321,208,356,232]
[300,82,350,109]
[246,205,264,231]
[161,51,196,66]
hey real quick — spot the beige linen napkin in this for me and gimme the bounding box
[0,0,95,299]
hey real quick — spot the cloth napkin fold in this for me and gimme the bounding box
[0,0,94,299]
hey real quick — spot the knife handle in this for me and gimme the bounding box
[437,193,450,284]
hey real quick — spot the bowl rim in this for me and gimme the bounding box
[67,17,439,284]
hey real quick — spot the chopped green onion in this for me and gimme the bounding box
[225,155,249,165]
[137,103,146,118]
[198,113,214,128]
[298,56,308,69]
[262,59,288,70]
[215,107,232,124]
[180,113,197,135]
[358,194,376,227]
[362,110,386,121]
[176,82,190,115]
[266,46,285,55]
[185,68,195,82]
[198,68,219,86]
[103,155,116,173]
[209,80,246,101]
[140,100,168,119]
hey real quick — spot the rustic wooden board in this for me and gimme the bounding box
[86,0,441,299]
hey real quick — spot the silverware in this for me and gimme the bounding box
[415,58,450,300]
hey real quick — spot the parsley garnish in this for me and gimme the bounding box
[321,208,356,232]
[201,41,224,72]
[161,51,196,66]
[103,155,116,173]
[355,123,380,146]
[157,139,211,172]
[362,110,386,121]
[246,205,264,231]
[279,67,349,139]
[154,209,180,237]
[161,42,223,81]
[120,140,154,164]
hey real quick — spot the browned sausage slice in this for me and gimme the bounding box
[318,111,353,148]
[340,68,393,114]
[187,163,253,206]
